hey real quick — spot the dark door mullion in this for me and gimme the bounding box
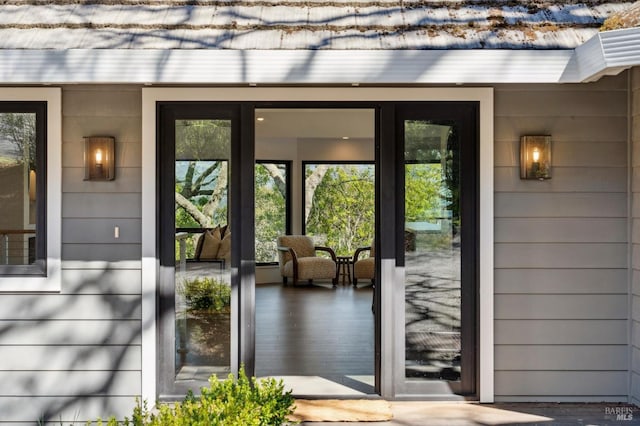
[237,103,256,376]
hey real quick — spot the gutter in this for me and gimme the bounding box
[565,27,640,83]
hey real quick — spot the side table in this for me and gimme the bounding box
[336,256,352,286]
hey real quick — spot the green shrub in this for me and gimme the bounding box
[179,277,231,312]
[88,367,296,426]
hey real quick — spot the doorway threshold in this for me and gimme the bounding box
[260,375,376,397]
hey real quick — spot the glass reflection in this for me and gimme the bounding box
[0,113,37,265]
[404,120,461,381]
[174,119,232,379]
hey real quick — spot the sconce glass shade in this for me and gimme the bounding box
[520,135,551,180]
[84,137,115,181]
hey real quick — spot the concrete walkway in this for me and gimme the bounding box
[303,402,639,426]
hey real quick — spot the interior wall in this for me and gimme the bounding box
[493,73,630,402]
[631,67,640,406]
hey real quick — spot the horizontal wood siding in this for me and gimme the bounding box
[632,67,640,406]
[494,75,630,402]
[0,397,138,423]
[0,86,143,423]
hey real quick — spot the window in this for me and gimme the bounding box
[0,89,61,291]
[0,103,44,272]
[255,161,290,264]
[303,161,374,256]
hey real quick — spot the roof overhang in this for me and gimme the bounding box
[0,28,638,85]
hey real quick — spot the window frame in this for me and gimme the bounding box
[255,159,291,266]
[0,88,61,292]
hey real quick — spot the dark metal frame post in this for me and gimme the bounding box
[237,104,256,376]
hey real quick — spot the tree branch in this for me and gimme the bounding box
[175,192,212,228]
[261,163,287,198]
[304,164,329,223]
[203,161,228,221]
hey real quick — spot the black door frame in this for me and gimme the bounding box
[157,102,245,397]
[395,102,479,397]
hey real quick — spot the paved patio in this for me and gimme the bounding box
[302,402,639,425]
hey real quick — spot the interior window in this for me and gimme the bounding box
[303,162,375,256]
[255,161,290,264]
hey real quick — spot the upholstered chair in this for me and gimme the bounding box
[353,241,374,288]
[277,235,338,286]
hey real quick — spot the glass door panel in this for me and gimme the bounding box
[404,120,461,381]
[174,119,232,380]
[158,103,240,396]
[398,102,477,396]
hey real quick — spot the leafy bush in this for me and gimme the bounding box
[180,277,231,312]
[89,367,296,426]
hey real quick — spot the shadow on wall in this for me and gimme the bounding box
[0,263,164,423]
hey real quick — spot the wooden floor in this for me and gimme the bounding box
[255,282,375,394]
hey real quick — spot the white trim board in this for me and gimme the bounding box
[0,87,62,292]
[0,49,575,84]
[141,87,494,404]
[2,27,640,85]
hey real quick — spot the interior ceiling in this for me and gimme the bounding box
[255,109,375,140]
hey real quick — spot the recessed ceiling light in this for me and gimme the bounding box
[342,136,350,140]
[256,117,265,122]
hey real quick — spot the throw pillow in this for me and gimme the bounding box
[217,231,231,261]
[199,228,222,260]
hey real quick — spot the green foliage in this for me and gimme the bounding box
[0,112,36,169]
[175,160,228,228]
[305,164,375,256]
[173,119,231,229]
[175,233,197,260]
[404,163,444,222]
[255,163,286,263]
[179,277,231,312]
[404,120,460,229]
[175,120,230,160]
[88,368,296,426]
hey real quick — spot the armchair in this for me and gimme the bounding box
[352,241,374,288]
[277,235,338,286]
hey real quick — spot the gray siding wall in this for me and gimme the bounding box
[0,86,143,423]
[0,79,633,421]
[632,67,640,406]
[494,74,630,402]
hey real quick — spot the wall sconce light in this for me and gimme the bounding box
[84,136,115,181]
[520,135,551,180]
[28,169,36,202]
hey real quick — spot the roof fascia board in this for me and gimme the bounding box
[0,49,577,85]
